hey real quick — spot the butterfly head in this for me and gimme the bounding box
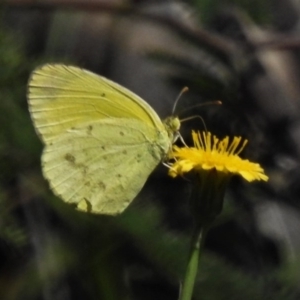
[163,116,181,141]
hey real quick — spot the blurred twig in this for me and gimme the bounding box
[5,0,300,70]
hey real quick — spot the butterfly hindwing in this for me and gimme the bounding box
[42,118,169,214]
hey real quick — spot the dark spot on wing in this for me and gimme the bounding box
[85,199,93,213]
[87,125,93,135]
[65,153,75,163]
[82,166,88,175]
[101,93,106,97]
[98,181,106,190]
[78,198,92,213]
[136,153,142,162]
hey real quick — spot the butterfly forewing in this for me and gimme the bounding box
[28,64,164,143]
[42,118,169,214]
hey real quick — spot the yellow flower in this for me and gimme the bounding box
[169,131,268,182]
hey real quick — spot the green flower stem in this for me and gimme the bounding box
[180,225,208,300]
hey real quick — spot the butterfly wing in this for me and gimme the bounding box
[42,118,170,214]
[28,64,165,143]
[27,64,177,214]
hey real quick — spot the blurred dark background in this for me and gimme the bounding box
[1,0,300,299]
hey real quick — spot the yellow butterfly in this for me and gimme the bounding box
[28,64,180,215]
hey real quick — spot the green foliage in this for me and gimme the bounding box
[0,27,33,248]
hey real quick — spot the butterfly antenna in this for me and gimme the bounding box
[172,87,189,115]
[179,101,222,133]
[181,115,208,132]
[178,100,222,117]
